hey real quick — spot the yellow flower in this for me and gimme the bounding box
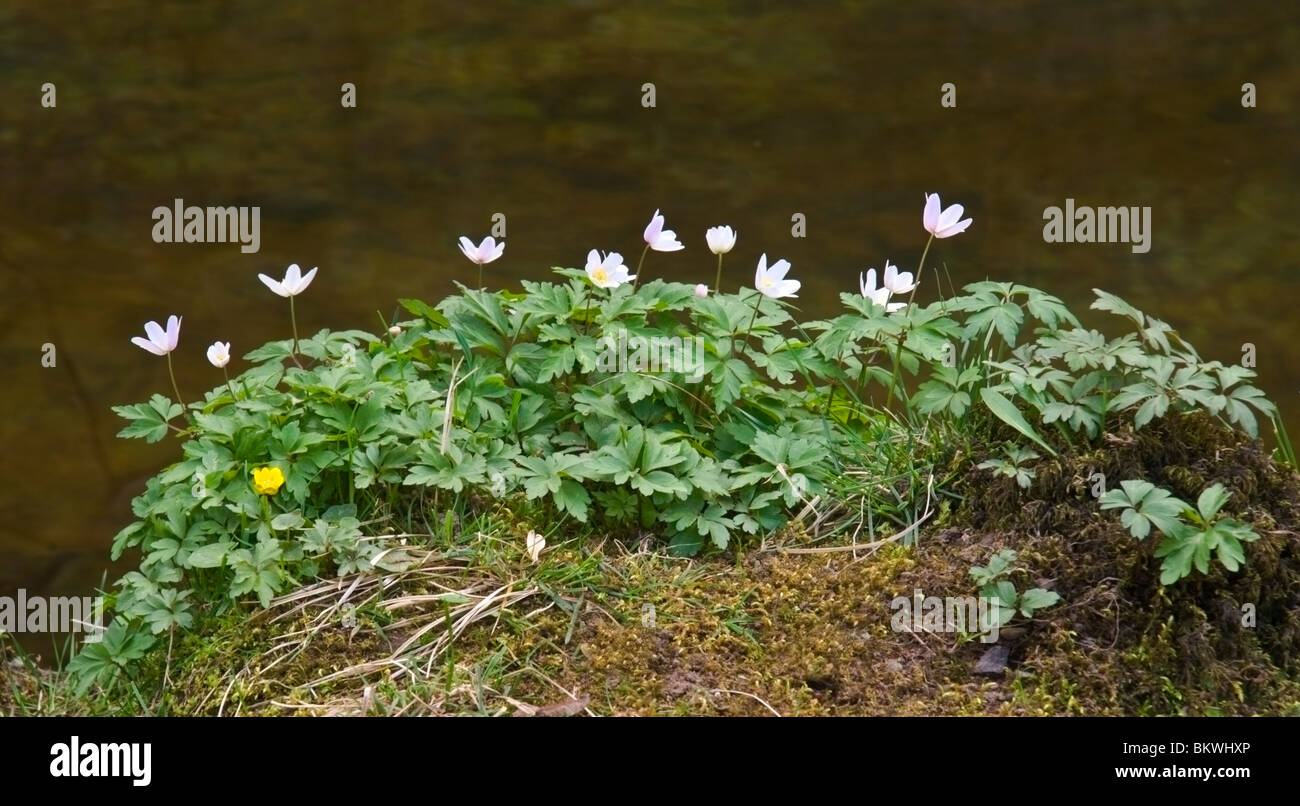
[252,466,285,495]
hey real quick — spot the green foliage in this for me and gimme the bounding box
[906,285,1275,449]
[977,443,1040,489]
[1099,480,1188,540]
[84,267,1279,693]
[64,620,156,696]
[1100,480,1261,584]
[968,549,1061,630]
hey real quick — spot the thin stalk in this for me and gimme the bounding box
[289,296,303,367]
[886,233,937,410]
[737,290,764,355]
[223,367,238,401]
[580,287,593,336]
[166,352,185,410]
[631,243,650,290]
[713,253,724,293]
[902,233,934,310]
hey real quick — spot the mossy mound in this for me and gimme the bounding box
[8,412,1299,716]
[947,410,1300,714]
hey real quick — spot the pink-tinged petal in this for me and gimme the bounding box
[924,193,940,233]
[165,315,182,350]
[490,241,505,262]
[132,336,166,356]
[644,210,663,243]
[258,273,288,297]
[144,320,166,346]
[938,217,973,238]
[297,267,318,293]
[937,203,966,232]
[458,237,477,260]
[478,236,495,255]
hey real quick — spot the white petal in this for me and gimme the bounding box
[285,263,302,286]
[924,193,940,233]
[165,315,182,350]
[644,210,663,243]
[937,203,965,232]
[938,217,973,238]
[860,269,878,297]
[144,320,166,346]
[132,336,166,356]
[258,273,289,297]
[295,267,318,294]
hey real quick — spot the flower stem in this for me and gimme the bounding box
[289,296,303,367]
[736,290,763,355]
[477,261,484,290]
[223,367,238,401]
[714,254,724,294]
[885,233,935,410]
[166,352,185,411]
[903,234,935,310]
[580,288,593,336]
[631,244,650,290]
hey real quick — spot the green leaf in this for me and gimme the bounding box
[184,540,234,569]
[980,387,1056,456]
[271,511,305,531]
[1196,483,1231,522]
[1018,588,1060,617]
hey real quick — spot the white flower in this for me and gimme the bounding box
[705,226,736,255]
[131,315,182,356]
[923,193,973,239]
[206,341,231,368]
[694,283,709,298]
[881,261,916,295]
[489,472,508,498]
[860,269,904,312]
[258,264,318,297]
[585,249,634,289]
[643,209,685,252]
[388,325,402,336]
[525,529,546,563]
[754,253,799,299]
[457,235,505,265]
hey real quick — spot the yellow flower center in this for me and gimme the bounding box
[592,267,609,284]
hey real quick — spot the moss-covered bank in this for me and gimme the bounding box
[5,412,1298,716]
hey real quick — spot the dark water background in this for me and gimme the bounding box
[1,0,1297,641]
